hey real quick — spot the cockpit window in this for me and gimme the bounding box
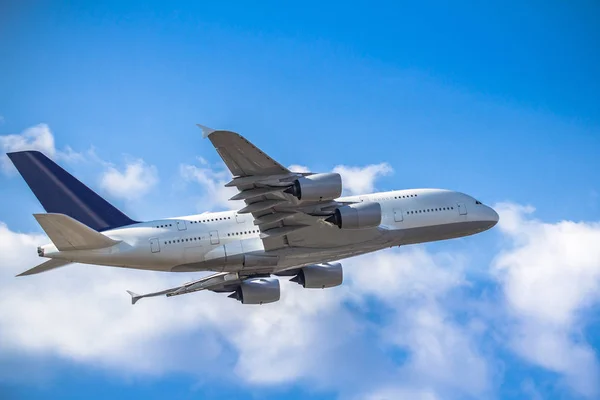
[475,200,482,205]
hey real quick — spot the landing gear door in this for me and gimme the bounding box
[393,208,404,222]
[457,203,467,215]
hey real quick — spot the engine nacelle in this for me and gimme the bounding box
[285,173,342,201]
[228,278,280,305]
[291,262,343,289]
[326,202,382,229]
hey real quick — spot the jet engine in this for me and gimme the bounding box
[284,173,342,201]
[290,262,343,289]
[325,202,382,229]
[228,278,280,305]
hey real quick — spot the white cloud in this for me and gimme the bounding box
[346,249,493,398]
[289,162,393,195]
[346,248,465,302]
[364,387,440,400]
[0,124,83,173]
[1,124,56,171]
[100,160,159,201]
[288,164,310,173]
[333,163,393,195]
[494,203,600,398]
[180,160,241,211]
[389,303,491,397]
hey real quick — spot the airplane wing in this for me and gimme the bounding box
[198,125,353,250]
[127,271,268,304]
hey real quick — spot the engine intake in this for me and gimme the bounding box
[284,173,342,201]
[290,262,343,289]
[228,278,280,305]
[326,202,382,229]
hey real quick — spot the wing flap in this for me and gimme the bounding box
[230,187,287,201]
[238,199,287,214]
[259,225,310,239]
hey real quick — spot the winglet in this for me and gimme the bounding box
[196,124,216,138]
[126,290,142,305]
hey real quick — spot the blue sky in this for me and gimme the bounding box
[1,2,599,399]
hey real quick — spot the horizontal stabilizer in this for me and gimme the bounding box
[34,213,121,251]
[16,258,71,277]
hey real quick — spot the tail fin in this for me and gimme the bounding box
[34,213,121,251]
[7,151,138,231]
[17,258,71,277]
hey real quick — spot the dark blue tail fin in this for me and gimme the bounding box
[8,151,138,231]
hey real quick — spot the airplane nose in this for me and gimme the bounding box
[488,206,499,227]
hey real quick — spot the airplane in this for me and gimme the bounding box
[7,125,499,305]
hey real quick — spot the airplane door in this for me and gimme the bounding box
[457,203,467,215]
[177,220,187,231]
[209,230,219,245]
[393,208,404,222]
[150,237,161,253]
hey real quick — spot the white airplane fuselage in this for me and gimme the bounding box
[40,188,499,274]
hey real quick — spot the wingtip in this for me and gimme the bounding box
[126,290,141,305]
[196,124,216,138]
